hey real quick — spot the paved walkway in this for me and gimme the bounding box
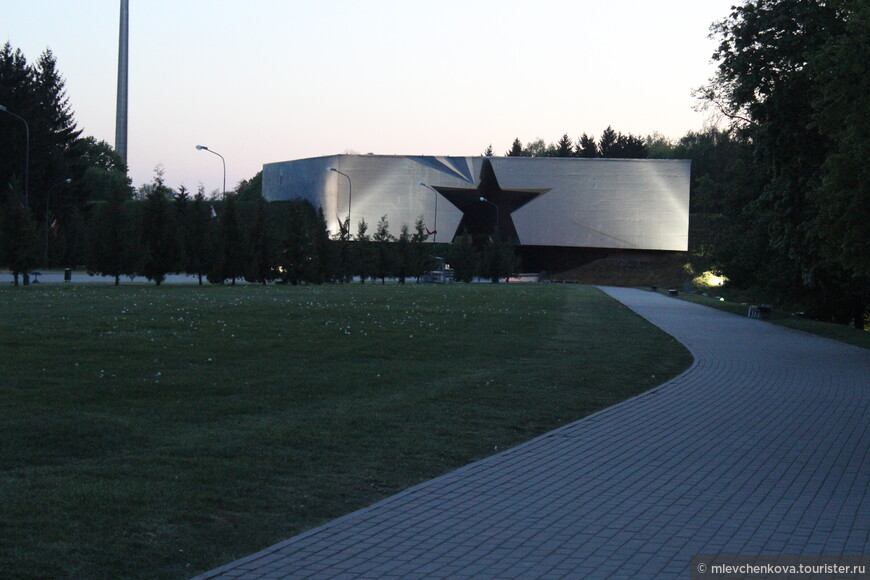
[193,288,869,579]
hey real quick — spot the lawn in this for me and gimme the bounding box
[674,291,870,350]
[0,283,692,579]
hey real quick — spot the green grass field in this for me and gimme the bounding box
[674,291,870,350]
[1,283,692,579]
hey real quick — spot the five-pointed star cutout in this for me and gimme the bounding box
[431,158,550,245]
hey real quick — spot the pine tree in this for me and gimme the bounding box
[310,207,333,284]
[598,126,618,157]
[448,230,477,283]
[0,44,34,208]
[86,175,135,285]
[576,133,598,158]
[0,189,39,285]
[554,134,573,157]
[395,224,413,284]
[411,216,433,279]
[140,169,181,285]
[612,133,648,158]
[505,138,524,157]
[219,196,244,285]
[372,215,395,284]
[245,196,272,284]
[353,218,373,283]
[187,187,212,285]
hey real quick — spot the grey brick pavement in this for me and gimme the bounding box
[193,287,869,579]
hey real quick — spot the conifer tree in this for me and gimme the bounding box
[353,219,373,283]
[372,215,395,284]
[575,133,598,158]
[554,134,573,157]
[140,168,181,285]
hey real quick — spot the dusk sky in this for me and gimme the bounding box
[3,0,736,194]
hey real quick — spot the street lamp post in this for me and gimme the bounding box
[327,167,352,238]
[418,182,439,243]
[195,145,226,197]
[45,179,72,268]
[0,104,30,210]
[479,196,499,239]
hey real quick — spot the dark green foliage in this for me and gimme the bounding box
[597,126,618,158]
[185,188,213,285]
[505,138,525,157]
[411,217,434,279]
[352,218,374,283]
[215,196,245,284]
[86,180,137,285]
[311,208,334,283]
[372,215,395,284]
[596,126,647,158]
[645,133,676,159]
[554,134,574,157]
[497,128,647,160]
[0,190,38,284]
[278,202,309,285]
[698,0,868,327]
[448,231,477,283]
[245,196,272,284]
[524,138,549,157]
[395,224,413,284]
[671,128,763,284]
[275,200,329,285]
[810,2,870,281]
[235,170,263,202]
[575,133,598,158]
[612,132,648,158]
[140,169,182,285]
[0,43,83,274]
[481,237,520,283]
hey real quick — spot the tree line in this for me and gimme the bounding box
[43,165,451,286]
[0,41,522,286]
[491,126,655,160]
[63,171,524,286]
[3,0,868,328]
[692,0,868,329]
[485,0,868,329]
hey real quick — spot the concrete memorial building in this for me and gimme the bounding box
[262,154,690,271]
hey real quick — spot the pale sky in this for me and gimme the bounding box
[2,0,735,194]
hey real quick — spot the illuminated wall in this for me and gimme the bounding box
[262,154,690,251]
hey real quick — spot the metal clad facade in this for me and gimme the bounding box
[262,155,689,251]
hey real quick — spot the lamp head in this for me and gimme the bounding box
[195,145,207,151]
[0,105,7,112]
[327,167,337,172]
[479,196,487,202]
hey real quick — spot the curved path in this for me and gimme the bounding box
[194,287,869,579]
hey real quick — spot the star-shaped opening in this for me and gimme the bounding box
[432,158,550,246]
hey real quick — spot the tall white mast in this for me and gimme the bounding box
[115,0,129,166]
